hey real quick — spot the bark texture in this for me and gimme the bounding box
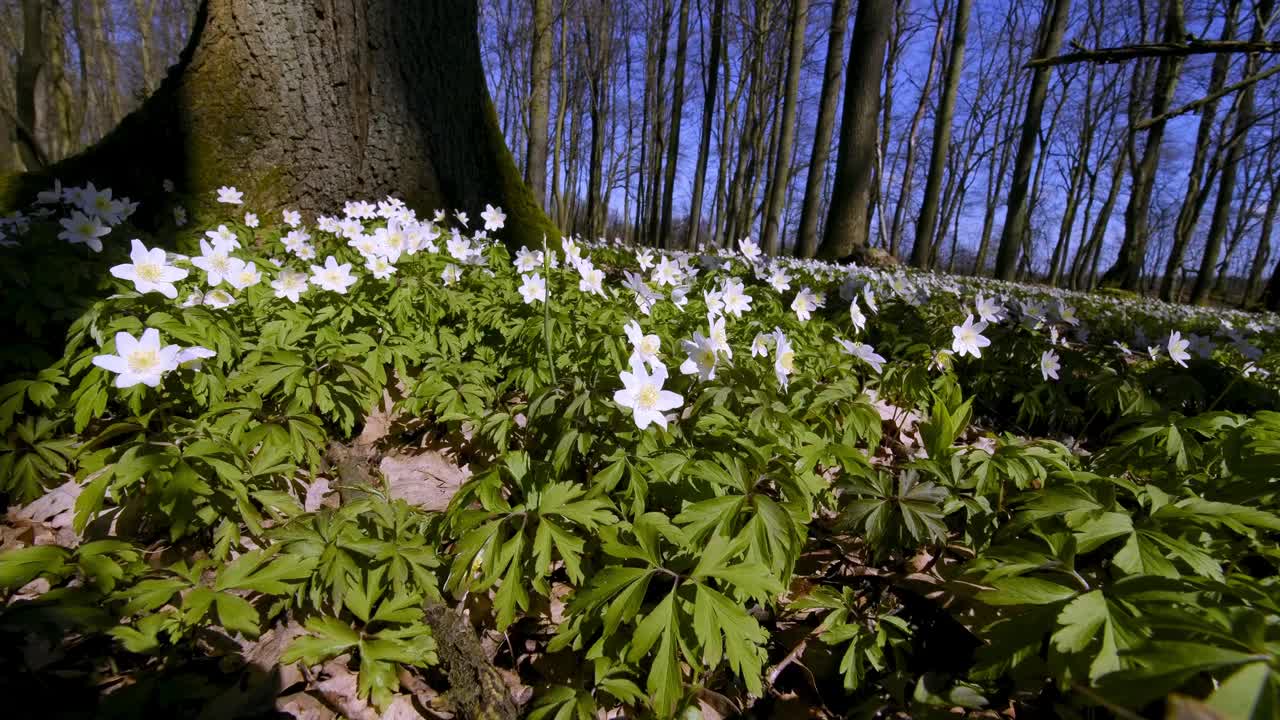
[1,0,556,249]
[820,0,893,259]
[525,0,553,208]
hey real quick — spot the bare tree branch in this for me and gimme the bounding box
[1137,62,1280,128]
[1027,39,1280,68]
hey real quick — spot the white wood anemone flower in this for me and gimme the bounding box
[614,356,683,430]
[91,329,183,388]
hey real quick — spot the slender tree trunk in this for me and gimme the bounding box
[525,0,553,208]
[1244,173,1279,304]
[797,0,852,258]
[712,34,739,246]
[659,0,691,247]
[1101,0,1185,290]
[551,0,570,230]
[644,0,674,245]
[888,9,945,258]
[762,0,810,255]
[993,0,1071,280]
[686,0,724,249]
[912,0,971,269]
[819,0,893,259]
[584,7,609,240]
[1159,0,1239,300]
[876,3,906,252]
[1075,141,1128,290]
[1190,0,1270,304]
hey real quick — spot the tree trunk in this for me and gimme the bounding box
[1190,0,1271,304]
[15,0,47,171]
[888,8,945,258]
[686,0,724,250]
[762,0,810,256]
[912,0,971,269]
[1158,0,1238,301]
[659,0,691,247]
[133,0,156,92]
[1244,174,1279,304]
[992,0,1071,280]
[91,0,125,127]
[797,0,851,258]
[819,0,893,260]
[1074,139,1127,290]
[1100,0,1185,290]
[1,0,556,250]
[525,0,553,208]
[645,0,674,245]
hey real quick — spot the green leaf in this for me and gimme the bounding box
[281,616,361,665]
[214,592,261,637]
[0,545,69,589]
[1205,662,1276,720]
[1113,532,1177,578]
[978,576,1078,606]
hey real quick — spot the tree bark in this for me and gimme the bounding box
[992,0,1071,280]
[911,0,971,269]
[659,0,691,247]
[1,0,557,250]
[819,0,893,259]
[761,0,809,256]
[644,0,674,245]
[1190,0,1272,304]
[797,0,851,258]
[1100,0,1185,290]
[686,0,724,250]
[525,0,552,208]
[15,0,48,171]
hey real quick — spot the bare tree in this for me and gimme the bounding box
[762,0,809,255]
[820,0,894,259]
[1190,0,1273,304]
[993,0,1071,280]
[912,0,971,269]
[797,0,851,258]
[1101,0,1186,290]
[659,0,691,246]
[686,0,725,249]
[525,0,553,207]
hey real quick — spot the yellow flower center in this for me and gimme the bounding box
[636,384,659,410]
[137,264,162,282]
[779,351,794,372]
[127,349,159,373]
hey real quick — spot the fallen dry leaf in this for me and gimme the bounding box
[381,450,470,512]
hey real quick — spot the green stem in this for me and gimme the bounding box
[1206,365,1249,412]
[542,235,558,387]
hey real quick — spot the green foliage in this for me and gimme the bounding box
[2,200,1278,717]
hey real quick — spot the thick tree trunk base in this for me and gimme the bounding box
[1,0,556,250]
